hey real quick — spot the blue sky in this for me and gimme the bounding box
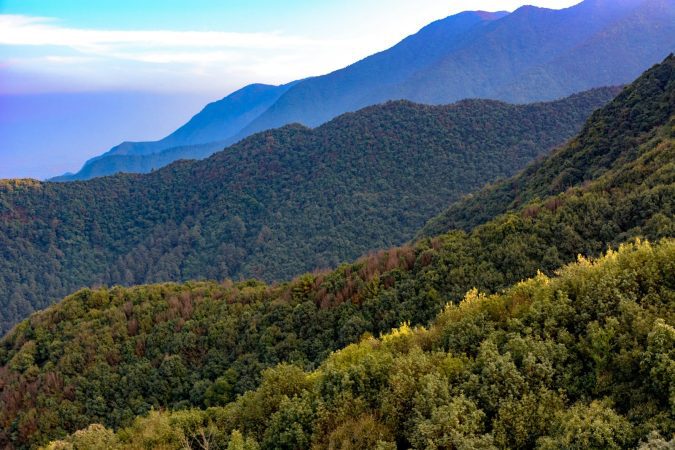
[0,0,581,95]
[2,1,581,31]
[0,0,582,180]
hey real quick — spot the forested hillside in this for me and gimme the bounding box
[0,88,617,334]
[1,58,673,448]
[46,239,675,450]
[421,53,675,236]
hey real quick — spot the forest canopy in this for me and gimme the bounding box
[0,55,673,450]
[45,239,675,449]
[0,88,619,333]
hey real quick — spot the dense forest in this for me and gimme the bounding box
[0,88,619,334]
[0,56,673,448]
[45,239,675,449]
[421,53,675,236]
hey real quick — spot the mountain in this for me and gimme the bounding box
[57,0,675,181]
[234,10,507,134]
[51,82,296,181]
[1,55,673,450]
[420,52,675,237]
[236,0,675,136]
[398,0,675,104]
[0,91,213,180]
[0,88,617,334]
[50,141,225,181]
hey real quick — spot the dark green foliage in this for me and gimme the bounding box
[421,53,675,236]
[0,89,618,334]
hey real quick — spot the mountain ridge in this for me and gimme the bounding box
[1,56,673,449]
[420,54,675,236]
[55,0,674,181]
[51,82,297,181]
[0,88,619,333]
[236,0,672,136]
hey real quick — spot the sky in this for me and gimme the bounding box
[0,0,582,179]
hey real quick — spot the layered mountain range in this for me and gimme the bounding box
[1,1,674,447]
[1,54,673,450]
[54,0,675,181]
[0,87,619,333]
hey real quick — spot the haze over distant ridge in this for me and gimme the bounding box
[50,0,675,181]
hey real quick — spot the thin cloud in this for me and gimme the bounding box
[0,15,322,51]
[0,2,583,95]
[0,14,370,93]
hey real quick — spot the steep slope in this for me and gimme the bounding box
[493,0,675,101]
[53,82,295,181]
[0,89,617,334]
[402,0,674,104]
[1,59,673,449]
[48,239,675,450]
[238,0,674,136]
[421,54,675,236]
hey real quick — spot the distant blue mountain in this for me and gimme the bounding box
[0,91,211,180]
[396,0,675,104]
[52,82,296,181]
[239,0,674,135]
[57,0,675,181]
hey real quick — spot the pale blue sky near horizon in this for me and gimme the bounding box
[0,0,582,179]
